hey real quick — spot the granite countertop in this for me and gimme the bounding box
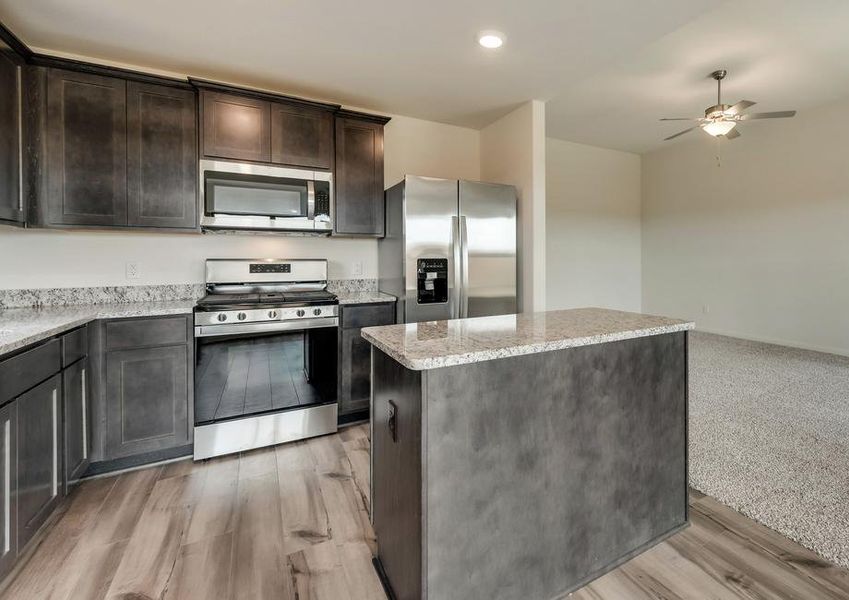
[336,291,396,305]
[361,307,695,370]
[0,300,196,356]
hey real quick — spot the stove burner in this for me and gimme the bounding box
[196,289,338,311]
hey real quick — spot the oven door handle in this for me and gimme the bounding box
[195,317,338,338]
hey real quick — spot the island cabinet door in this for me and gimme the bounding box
[46,68,127,226]
[0,401,17,580]
[104,345,190,459]
[126,82,198,229]
[16,374,62,551]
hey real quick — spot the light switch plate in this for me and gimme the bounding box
[126,262,140,279]
[352,261,363,276]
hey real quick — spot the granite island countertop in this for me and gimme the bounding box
[0,300,197,356]
[361,307,695,370]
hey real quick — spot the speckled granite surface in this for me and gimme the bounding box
[361,307,694,370]
[0,284,204,309]
[0,301,196,356]
[327,279,379,293]
[336,291,395,305]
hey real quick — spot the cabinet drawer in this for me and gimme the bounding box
[0,338,61,404]
[341,302,395,329]
[62,326,87,367]
[105,316,189,351]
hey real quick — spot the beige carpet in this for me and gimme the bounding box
[689,331,849,568]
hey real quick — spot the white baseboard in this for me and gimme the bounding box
[693,327,849,358]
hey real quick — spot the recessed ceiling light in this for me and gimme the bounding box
[477,30,505,49]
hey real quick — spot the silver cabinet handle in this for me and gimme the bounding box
[82,368,88,460]
[52,388,58,497]
[3,418,9,554]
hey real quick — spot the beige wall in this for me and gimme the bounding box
[480,100,546,312]
[545,138,641,312]
[642,99,849,355]
[0,53,481,290]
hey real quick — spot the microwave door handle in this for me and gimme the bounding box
[307,180,316,220]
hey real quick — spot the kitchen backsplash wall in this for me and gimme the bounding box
[0,279,379,309]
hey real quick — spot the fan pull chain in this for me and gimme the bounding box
[715,137,722,168]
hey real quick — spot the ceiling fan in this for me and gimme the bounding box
[660,70,796,141]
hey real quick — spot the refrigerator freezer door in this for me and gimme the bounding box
[459,180,518,318]
[404,176,459,323]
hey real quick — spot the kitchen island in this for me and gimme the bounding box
[362,307,694,600]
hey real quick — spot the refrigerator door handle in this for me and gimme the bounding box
[452,215,461,319]
[460,215,469,318]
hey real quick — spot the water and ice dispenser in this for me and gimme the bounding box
[416,258,448,304]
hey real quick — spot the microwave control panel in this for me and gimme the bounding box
[417,258,448,304]
[315,181,331,217]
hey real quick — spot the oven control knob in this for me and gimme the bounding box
[268,310,278,319]
[216,313,227,322]
[237,312,247,321]
[313,308,322,316]
[296,309,306,317]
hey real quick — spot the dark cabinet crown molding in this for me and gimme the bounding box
[190,77,340,113]
[336,108,391,125]
[0,20,32,60]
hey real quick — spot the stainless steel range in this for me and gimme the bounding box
[193,258,339,459]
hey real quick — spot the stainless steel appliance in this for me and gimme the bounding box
[379,175,518,323]
[193,259,338,459]
[200,160,332,233]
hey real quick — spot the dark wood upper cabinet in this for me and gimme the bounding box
[201,91,270,162]
[271,103,333,169]
[334,113,388,236]
[0,42,23,225]
[46,69,127,226]
[127,82,197,228]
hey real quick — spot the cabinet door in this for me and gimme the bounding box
[46,69,127,226]
[17,374,62,550]
[338,303,395,417]
[0,401,17,580]
[63,359,89,490]
[0,43,22,224]
[270,103,333,169]
[334,117,385,236]
[201,91,270,162]
[127,82,198,229]
[105,345,189,459]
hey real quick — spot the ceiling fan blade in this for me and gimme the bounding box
[659,117,701,121]
[722,128,741,139]
[739,110,796,120]
[663,126,697,141]
[725,100,756,116]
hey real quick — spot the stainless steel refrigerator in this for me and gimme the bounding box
[379,175,518,323]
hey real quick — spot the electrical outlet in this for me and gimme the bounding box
[702,304,710,314]
[352,261,363,277]
[126,262,140,280]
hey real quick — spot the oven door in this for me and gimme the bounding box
[194,319,338,427]
[200,160,332,232]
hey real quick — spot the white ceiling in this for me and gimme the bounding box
[2,0,848,153]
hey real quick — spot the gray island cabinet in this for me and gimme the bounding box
[362,307,694,600]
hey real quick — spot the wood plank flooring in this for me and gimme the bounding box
[2,424,848,600]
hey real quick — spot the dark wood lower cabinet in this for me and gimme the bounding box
[105,344,190,459]
[0,401,17,581]
[16,374,62,551]
[338,302,395,418]
[62,358,89,490]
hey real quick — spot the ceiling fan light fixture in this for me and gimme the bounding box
[702,120,736,137]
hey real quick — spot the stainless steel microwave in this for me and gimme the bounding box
[200,160,332,233]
